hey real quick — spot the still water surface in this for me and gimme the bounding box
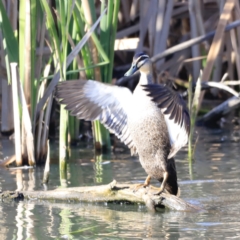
[0,126,240,239]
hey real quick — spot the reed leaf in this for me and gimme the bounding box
[188,71,202,160]
[0,1,19,80]
[10,63,22,166]
[35,8,107,119]
[30,0,37,116]
[40,0,62,76]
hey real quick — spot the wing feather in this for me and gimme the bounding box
[56,80,136,152]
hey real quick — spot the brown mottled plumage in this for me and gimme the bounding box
[55,53,190,196]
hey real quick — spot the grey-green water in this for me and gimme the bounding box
[0,126,240,239]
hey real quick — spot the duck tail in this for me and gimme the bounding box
[165,157,179,196]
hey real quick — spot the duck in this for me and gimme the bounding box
[55,52,190,196]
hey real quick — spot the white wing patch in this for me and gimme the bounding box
[163,110,189,159]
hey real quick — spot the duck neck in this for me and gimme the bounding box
[139,68,153,85]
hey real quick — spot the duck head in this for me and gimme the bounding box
[124,53,151,76]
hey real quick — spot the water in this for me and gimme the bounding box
[0,125,240,239]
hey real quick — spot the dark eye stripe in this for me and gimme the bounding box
[136,56,148,69]
[137,55,149,62]
[136,61,144,69]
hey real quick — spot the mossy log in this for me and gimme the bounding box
[0,180,200,212]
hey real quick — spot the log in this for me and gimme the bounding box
[0,180,200,212]
[198,96,240,124]
[0,154,16,167]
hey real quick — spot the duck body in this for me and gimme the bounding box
[55,53,190,196]
[129,78,169,172]
[127,63,178,195]
[128,93,179,195]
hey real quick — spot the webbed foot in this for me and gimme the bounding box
[132,175,151,192]
[153,186,164,195]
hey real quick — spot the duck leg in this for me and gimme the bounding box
[143,175,151,187]
[153,171,169,195]
[134,172,169,195]
[133,175,151,192]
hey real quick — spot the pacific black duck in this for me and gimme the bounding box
[55,53,190,196]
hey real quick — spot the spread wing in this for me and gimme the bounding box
[142,84,190,159]
[55,80,136,152]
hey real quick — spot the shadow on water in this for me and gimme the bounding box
[0,125,240,239]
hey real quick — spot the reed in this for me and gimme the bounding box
[0,1,108,166]
[188,72,202,160]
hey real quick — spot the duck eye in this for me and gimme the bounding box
[132,64,137,70]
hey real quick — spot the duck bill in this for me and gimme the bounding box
[124,65,137,76]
